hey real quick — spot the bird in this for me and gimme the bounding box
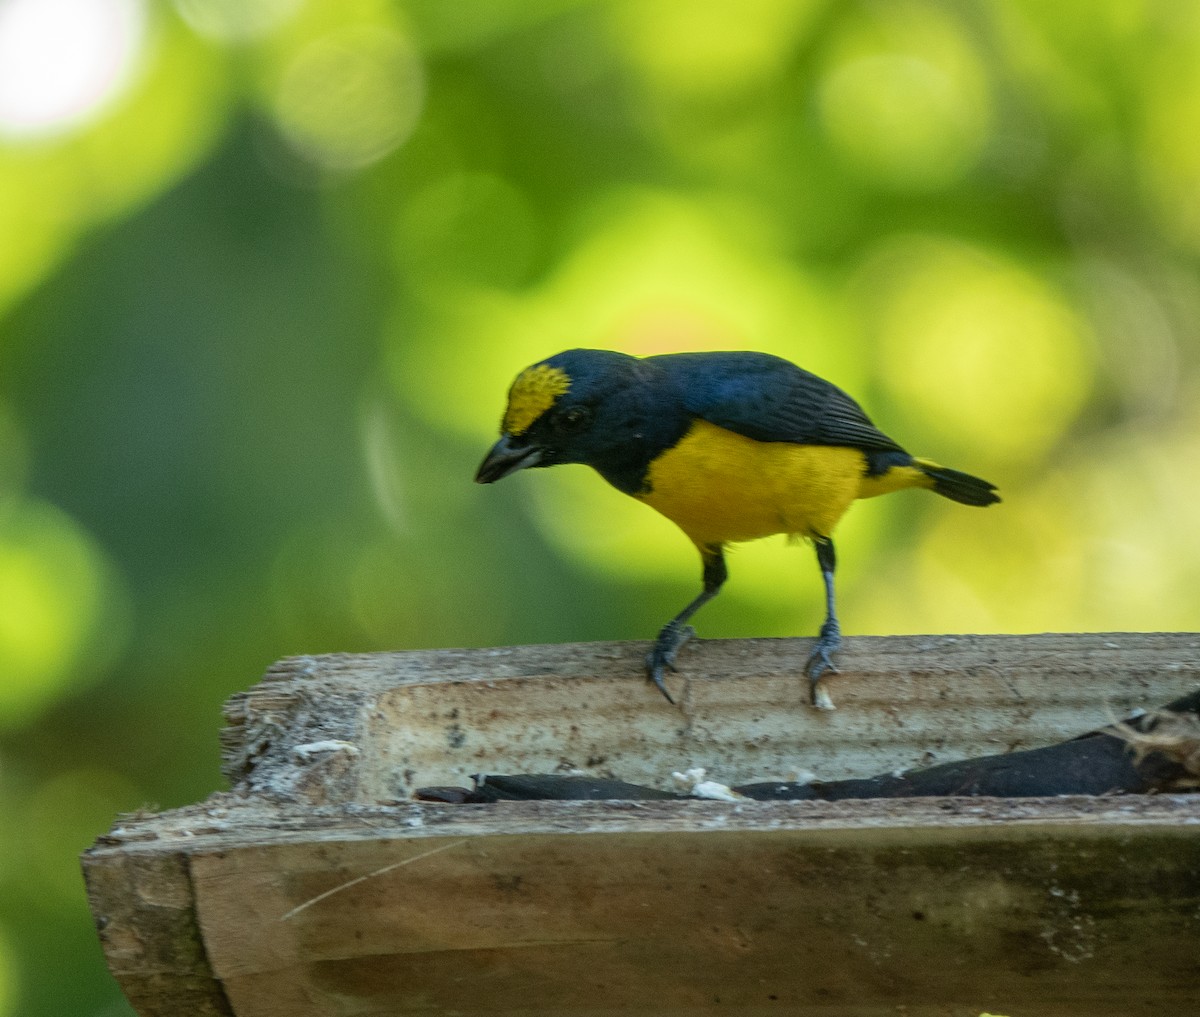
[475,348,999,705]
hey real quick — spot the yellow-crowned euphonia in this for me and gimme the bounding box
[476,349,999,704]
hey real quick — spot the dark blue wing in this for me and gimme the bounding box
[648,351,905,453]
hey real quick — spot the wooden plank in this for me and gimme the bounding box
[82,846,233,1016]
[222,633,1200,802]
[83,634,1200,1016]
[190,822,1197,1017]
[86,796,1200,1017]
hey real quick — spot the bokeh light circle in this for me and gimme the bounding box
[174,0,301,43]
[0,499,127,729]
[272,24,425,173]
[0,0,146,138]
[817,5,990,189]
[863,236,1093,463]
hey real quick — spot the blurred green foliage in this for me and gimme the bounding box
[1,1,1199,1013]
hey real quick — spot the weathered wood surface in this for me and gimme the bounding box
[221,632,1200,802]
[85,633,1200,1017]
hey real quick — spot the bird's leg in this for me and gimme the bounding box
[806,536,841,700]
[646,545,726,704]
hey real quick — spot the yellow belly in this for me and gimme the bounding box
[636,420,871,547]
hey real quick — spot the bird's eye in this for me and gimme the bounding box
[558,406,590,432]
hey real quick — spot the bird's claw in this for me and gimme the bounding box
[805,619,842,707]
[645,622,696,704]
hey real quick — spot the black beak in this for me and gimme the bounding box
[475,433,543,484]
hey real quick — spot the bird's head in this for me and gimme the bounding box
[475,349,653,484]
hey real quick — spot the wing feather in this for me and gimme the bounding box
[650,351,905,453]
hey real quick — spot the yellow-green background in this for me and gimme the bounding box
[1,1,1198,1013]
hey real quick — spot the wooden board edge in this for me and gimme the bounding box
[81,845,233,1017]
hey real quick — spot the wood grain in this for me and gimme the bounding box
[84,634,1200,1016]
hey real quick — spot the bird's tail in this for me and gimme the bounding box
[913,458,1000,507]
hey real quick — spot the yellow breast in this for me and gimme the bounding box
[636,420,870,547]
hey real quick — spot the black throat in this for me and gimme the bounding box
[585,395,692,496]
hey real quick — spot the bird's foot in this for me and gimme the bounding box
[645,621,695,704]
[805,618,841,709]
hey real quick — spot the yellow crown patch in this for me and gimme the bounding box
[502,364,570,435]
